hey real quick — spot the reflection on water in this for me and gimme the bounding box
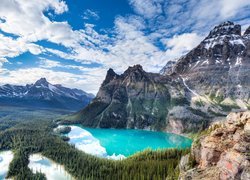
[65,125,192,159]
[67,126,125,160]
[29,154,73,180]
[0,151,14,180]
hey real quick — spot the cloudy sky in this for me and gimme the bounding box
[0,0,250,94]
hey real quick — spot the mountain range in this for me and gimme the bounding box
[0,78,94,110]
[58,21,250,133]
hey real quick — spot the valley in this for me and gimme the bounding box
[0,106,190,179]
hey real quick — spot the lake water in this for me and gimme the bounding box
[66,126,192,160]
[0,151,14,180]
[29,154,73,180]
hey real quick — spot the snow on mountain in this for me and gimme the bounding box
[0,78,94,110]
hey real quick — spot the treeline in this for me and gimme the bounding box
[42,138,189,180]
[0,116,189,180]
[7,148,46,180]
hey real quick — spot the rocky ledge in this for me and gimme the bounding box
[179,111,250,180]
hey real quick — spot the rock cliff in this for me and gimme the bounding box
[179,111,250,180]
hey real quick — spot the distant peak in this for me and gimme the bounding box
[38,77,47,81]
[34,78,49,86]
[206,21,241,39]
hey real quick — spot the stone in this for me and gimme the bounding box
[180,111,250,179]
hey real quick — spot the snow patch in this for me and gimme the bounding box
[235,57,242,66]
[201,59,209,66]
[204,34,244,49]
[181,76,199,96]
[216,60,221,64]
[48,84,58,92]
[230,39,245,46]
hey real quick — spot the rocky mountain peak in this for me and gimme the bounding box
[122,64,148,82]
[244,25,250,36]
[169,21,248,75]
[107,68,116,76]
[129,64,143,70]
[123,64,144,75]
[34,78,49,86]
[205,21,241,39]
[102,68,118,85]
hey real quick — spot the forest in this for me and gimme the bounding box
[0,107,190,180]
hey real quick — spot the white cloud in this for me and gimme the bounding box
[39,58,62,68]
[83,9,100,20]
[163,33,204,60]
[0,34,44,59]
[220,0,250,19]
[0,0,68,37]
[0,58,8,68]
[0,0,249,93]
[129,0,250,35]
[129,0,163,19]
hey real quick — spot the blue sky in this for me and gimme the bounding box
[0,0,250,94]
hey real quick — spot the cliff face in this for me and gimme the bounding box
[179,111,250,180]
[67,65,207,132]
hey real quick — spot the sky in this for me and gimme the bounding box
[0,0,250,94]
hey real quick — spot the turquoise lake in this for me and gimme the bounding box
[65,126,192,159]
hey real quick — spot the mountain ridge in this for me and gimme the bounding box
[0,78,94,110]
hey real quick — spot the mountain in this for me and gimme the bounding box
[64,21,250,133]
[0,78,94,110]
[64,65,209,132]
[179,111,250,179]
[162,21,250,110]
[159,59,177,75]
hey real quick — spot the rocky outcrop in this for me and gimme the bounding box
[179,111,250,180]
